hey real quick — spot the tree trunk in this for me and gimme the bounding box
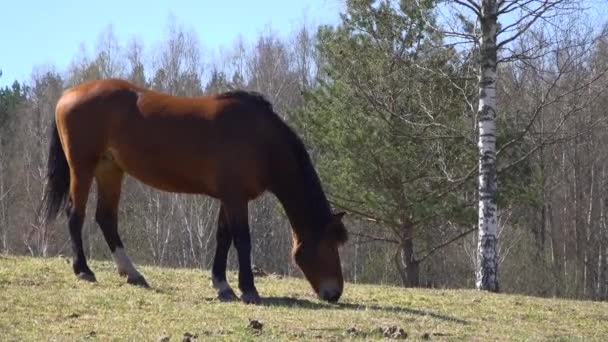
[538,116,547,258]
[600,166,608,300]
[0,169,7,253]
[402,226,420,287]
[585,163,600,299]
[573,135,583,296]
[476,0,499,292]
[394,220,420,287]
[548,202,564,297]
[601,243,608,300]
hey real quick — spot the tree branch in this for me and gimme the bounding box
[418,227,477,263]
[351,232,400,245]
[497,0,574,49]
[453,0,482,16]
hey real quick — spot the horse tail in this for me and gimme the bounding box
[40,120,71,226]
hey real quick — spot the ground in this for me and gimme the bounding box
[1,255,607,341]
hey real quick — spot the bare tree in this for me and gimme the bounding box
[174,195,219,268]
[65,43,101,86]
[15,69,64,256]
[125,37,148,87]
[291,24,319,91]
[245,28,301,115]
[0,77,28,254]
[94,25,126,79]
[150,14,204,96]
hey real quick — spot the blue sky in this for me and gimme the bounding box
[2,1,607,88]
[0,0,343,87]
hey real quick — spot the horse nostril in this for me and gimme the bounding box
[320,289,342,303]
[327,293,341,303]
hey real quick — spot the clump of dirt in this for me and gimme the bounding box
[182,332,198,341]
[248,318,264,335]
[345,326,365,337]
[251,265,268,277]
[376,325,408,339]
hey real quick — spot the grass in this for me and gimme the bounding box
[1,255,607,341]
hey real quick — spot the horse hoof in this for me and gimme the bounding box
[218,288,238,302]
[77,272,96,282]
[241,290,261,305]
[127,275,150,288]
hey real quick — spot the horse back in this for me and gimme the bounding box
[55,79,285,199]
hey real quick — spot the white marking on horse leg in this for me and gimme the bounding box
[211,276,237,301]
[112,247,141,278]
[212,276,233,293]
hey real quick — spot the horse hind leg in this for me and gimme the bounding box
[94,156,149,288]
[67,164,96,282]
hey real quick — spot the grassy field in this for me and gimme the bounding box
[1,255,607,341]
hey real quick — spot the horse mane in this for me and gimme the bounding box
[217,89,347,243]
[279,119,349,243]
[216,90,274,113]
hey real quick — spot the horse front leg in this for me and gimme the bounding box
[211,205,238,301]
[222,199,260,304]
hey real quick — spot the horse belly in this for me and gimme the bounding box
[107,146,220,197]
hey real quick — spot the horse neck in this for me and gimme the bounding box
[270,153,332,244]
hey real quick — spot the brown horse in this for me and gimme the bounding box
[40,79,348,304]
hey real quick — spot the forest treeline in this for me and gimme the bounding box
[1,1,608,300]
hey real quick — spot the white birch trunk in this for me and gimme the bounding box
[476,0,499,292]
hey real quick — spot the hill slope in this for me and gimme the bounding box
[1,255,606,341]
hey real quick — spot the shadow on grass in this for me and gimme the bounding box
[260,296,468,325]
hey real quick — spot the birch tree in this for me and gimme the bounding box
[474,0,500,293]
[444,0,590,292]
